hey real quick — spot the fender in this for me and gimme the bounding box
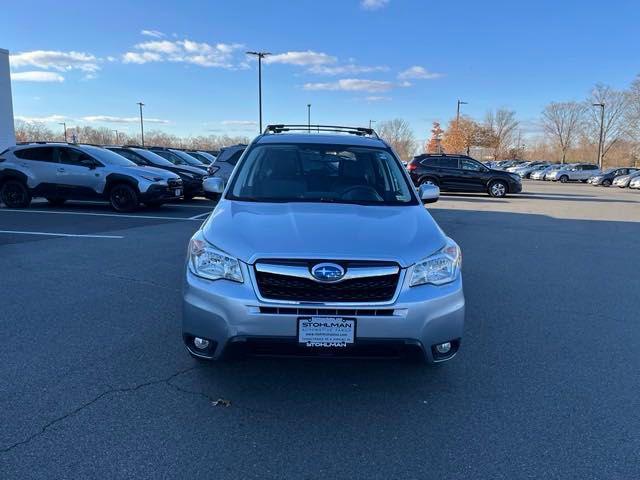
[0,169,29,186]
[104,173,139,195]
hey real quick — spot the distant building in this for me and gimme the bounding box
[0,48,16,151]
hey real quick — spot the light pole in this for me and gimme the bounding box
[112,130,119,144]
[369,120,376,130]
[137,102,145,146]
[246,51,271,132]
[59,122,67,142]
[456,100,468,126]
[593,103,605,168]
[307,104,311,132]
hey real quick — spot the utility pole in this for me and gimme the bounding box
[593,102,605,168]
[369,120,376,130]
[59,122,67,142]
[246,51,271,132]
[112,129,119,144]
[307,104,311,132]
[137,102,145,146]
[456,99,468,126]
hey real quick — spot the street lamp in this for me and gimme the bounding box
[137,102,145,147]
[307,104,311,132]
[593,102,605,168]
[246,51,271,132]
[59,122,67,142]
[369,120,376,130]
[456,99,468,126]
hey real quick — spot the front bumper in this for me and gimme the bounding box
[509,180,523,193]
[140,183,183,202]
[182,265,465,363]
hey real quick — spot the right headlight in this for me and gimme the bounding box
[188,231,243,283]
[410,238,462,287]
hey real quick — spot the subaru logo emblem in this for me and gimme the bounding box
[311,263,345,283]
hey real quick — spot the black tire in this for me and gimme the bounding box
[0,179,31,208]
[488,180,507,198]
[602,179,611,187]
[46,197,67,206]
[109,183,139,212]
[559,175,569,183]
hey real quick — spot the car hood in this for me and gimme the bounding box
[169,164,206,175]
[201,201,447,267]
[126,165,180,180]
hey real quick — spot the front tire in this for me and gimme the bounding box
[602,179,611,187]
[1,180,32,208]
[488,180,507,198]
[559,175,569,183]
[109,184,139,212]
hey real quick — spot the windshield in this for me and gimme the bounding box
[187,152,212,164]
[153,149,190,166]
[228,143,416,205]
[82,145,137,166]
[132,148,175,168]
[170,150,205,167]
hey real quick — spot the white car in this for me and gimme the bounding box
[629,177,640,189]
[531,164,568,180]
[546,163,600,183]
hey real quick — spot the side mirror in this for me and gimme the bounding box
[203,177,224,194]
[418,183,440,204]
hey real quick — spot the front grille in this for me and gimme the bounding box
[254,260,400,303]
[168,178,183,187]
[258,307,395,316]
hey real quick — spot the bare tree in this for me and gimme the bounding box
[586,83,629,161]
[482,109,519,160]
[377,118,417,160]
[625,75,640,163]
[541,101,585,163]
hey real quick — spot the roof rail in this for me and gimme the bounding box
[264,124,379,139]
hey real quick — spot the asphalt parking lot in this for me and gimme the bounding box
[1,182,639,479]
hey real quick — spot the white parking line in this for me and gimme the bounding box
[0,230,123,239]
[30,199,214,209]
[189,212,211,220]
[0,209,202,221]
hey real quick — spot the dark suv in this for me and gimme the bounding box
[407,154,522,197]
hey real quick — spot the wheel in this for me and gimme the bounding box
[144,201,164,208]
[602,179,611,187]
[46,198,67,206]
[488,180,507,198]
[109,183,139,212]
[420,177,439,187]
[559,175,569,183]
[0,180,32,208]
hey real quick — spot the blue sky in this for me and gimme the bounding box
[3,0,639,142]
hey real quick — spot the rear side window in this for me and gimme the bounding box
[14,147,55,162]
[436,157,459,169]
[225,150,244,166]
[58,147,92,165]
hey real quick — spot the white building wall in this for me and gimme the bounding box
[0,48,16,151]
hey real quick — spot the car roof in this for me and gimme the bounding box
[254,133,388,148]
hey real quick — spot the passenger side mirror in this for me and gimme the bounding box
[418,183,440,204]
[203,176,225,194]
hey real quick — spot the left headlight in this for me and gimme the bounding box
[410,237,462,287]
[188,230,243,282]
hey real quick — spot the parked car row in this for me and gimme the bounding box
[0,142,244,212]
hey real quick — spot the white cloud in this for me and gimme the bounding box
[361,0,390,10]
[265,50,336,66]
[365,96,392,102]
[10,50,100,73]
[141,29,165,38]
[82,115,169,124]
[12,71,65,83]
[303,78,393,93]
[16,114,68,123]
[122,39,244,68]
[221,120,258,126]
[307,64,388,75]
[397,66,443,80]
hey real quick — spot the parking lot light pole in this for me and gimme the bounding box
[456,100,468,126]
[137,102,145,147]
[307,104,311,132]
[593,102,605,168]
[369,120,376,130]
[59,122,67,142]
[246,51,271,133]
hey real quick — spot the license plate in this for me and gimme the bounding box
[298,317,355,348]
[174,188,182,196]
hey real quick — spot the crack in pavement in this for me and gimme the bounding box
[0,366,199,454]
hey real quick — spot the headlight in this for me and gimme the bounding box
[188,230,243,282]
[410,238,461,287]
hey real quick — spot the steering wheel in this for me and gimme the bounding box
[340,185,383,202]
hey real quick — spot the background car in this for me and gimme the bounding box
[185,150,217,165]
[149,147,208,171]
[407,153,522,197]
[612,169,640,188]
[546,163,600,182]
[207,143,246,182]
[514,162,551,178]
[629,176,640,189]
[530,163,571,180]
[588,167,638,186]
[107,146,207,200]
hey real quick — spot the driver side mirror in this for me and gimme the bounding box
[418,183,440,204]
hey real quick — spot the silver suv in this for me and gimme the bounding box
[0,143,183,211]
[546,163,600,182]
[182,125,465,364]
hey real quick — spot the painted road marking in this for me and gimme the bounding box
[0,230,124,239]
[189,212,212,220]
